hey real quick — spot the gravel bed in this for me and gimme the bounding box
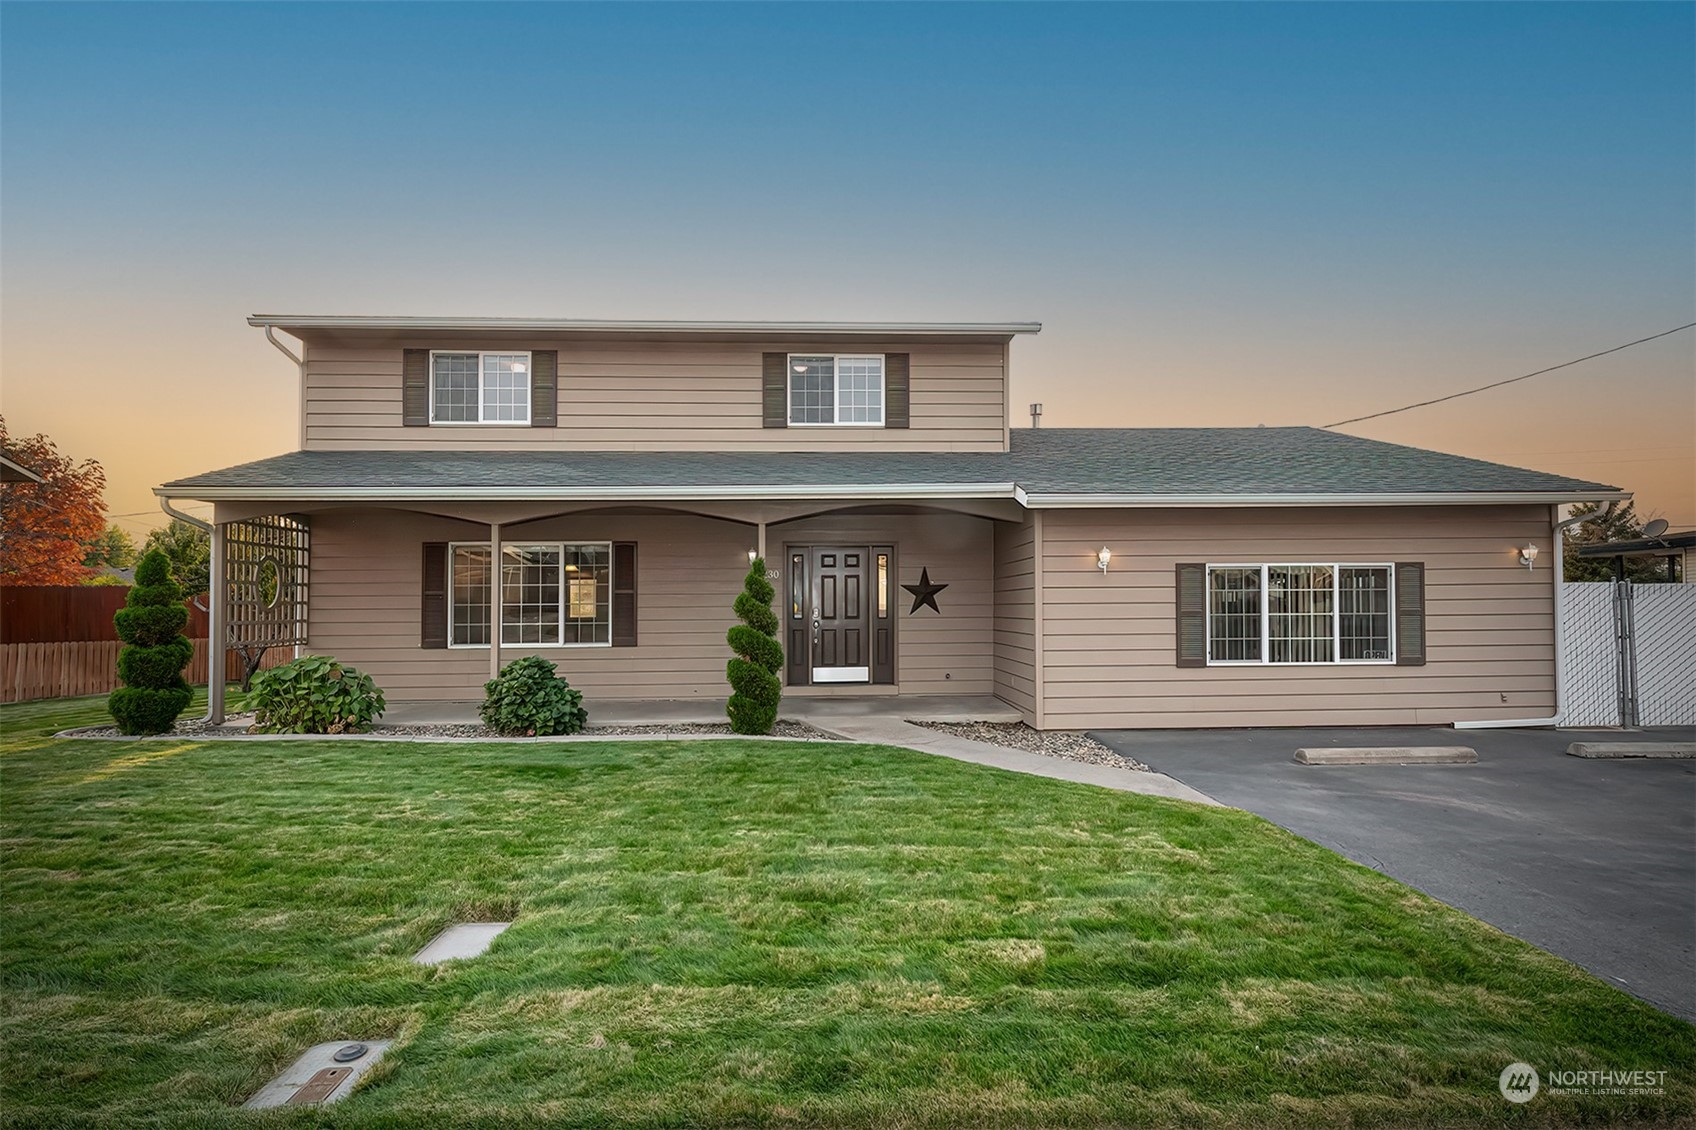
[64,716,841,741]
[910,720,1149,772]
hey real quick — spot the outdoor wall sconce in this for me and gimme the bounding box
[747,548,758,563]
[1097,546,1112,573]
[1518,543,1539,571]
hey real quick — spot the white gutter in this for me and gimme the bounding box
[261,325,308,451]
[245,315,1042,336]
[1454,502,1619,731]
[154,482,1028,503]
[1026,490,1633,508]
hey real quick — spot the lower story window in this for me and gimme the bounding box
[450,542,612,647]
[1206,563,1393,664]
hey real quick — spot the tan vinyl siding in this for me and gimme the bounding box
[772,513,995,696]
[303,340,1007,452]
[992,516,1037,716]
[309,510,751,700]
[1038,505,1556,729]
[308,507,997,702]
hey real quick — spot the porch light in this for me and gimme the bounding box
[1097,546,1112,573]
[748,548,758,563]
[1518,543,1539,570]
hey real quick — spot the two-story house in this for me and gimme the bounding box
[159,315,1625,728]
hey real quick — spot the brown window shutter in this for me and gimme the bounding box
[403,349,431,426]
[530,350,558,427]
[762,352,788,428]
[1395,562,1426,666]
[421,542,448,648]
[1175,563,1207,667]
[884,353,910,428]
[612,542,637,647]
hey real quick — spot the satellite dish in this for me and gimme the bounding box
[1642,518,1670,538]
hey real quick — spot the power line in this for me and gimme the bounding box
[1322,321,1696,429]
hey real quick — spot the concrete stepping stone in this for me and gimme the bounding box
[1294,746,1476,765]
[243,1039,392,1109]
[412,922,511,965]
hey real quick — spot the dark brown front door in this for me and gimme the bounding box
[809,547,869,682]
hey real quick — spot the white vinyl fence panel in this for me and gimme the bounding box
[1560,583,1621,727]
[1632,583,1696,726]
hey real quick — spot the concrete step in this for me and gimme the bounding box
[1566,742,1696,759]
[1294,746,1477,766]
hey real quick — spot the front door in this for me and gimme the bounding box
[785,545,896,686]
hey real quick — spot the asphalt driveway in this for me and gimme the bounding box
[1089,726,1696,1023]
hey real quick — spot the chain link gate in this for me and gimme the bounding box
[1560,580,1696,727]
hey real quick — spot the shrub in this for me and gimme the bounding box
[480,655,588,736]
[250,654,385,734]
[108,550,193,735]
[726,556,782,734]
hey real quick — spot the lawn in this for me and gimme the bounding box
[2,695,1692,1128]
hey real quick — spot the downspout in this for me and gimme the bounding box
[263,324,308,451]
[156,497,223,722]
[1454,501,1618,730]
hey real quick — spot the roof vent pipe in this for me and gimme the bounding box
[1030,403,1043,428]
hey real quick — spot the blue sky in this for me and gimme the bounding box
[2,2,1691,527]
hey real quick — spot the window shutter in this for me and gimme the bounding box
[1395,562,1426,666]
[612,542,638,647]
[884,353,910,428]
[530,350,558,427]
[1175,563,1207,667]
[421,542,448,648]
[762,353,788,428]
[403,349,430,426]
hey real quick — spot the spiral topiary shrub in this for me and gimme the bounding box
[107,550,193,735]
[250,654,386,734]
[726,556,782,734]
[480,655,588,736]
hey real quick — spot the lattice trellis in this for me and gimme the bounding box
[225,515,309,649]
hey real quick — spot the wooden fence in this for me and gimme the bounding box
[0,585,285,703]
[1,640,287,703]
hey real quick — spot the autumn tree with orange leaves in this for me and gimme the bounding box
[0,417,108,586]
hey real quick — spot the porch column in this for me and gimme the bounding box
[207,521,226,724]
[489,521,503,680]
[757,521,767,564]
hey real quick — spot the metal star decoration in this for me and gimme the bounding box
[902,567,949,614]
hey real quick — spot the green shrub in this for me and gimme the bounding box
[726,557,782,734]
[250,654,385,734]
[108,550,193,735]
[480,655,587,736]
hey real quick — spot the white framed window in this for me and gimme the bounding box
[788,354,885,426]
[430,351,531,425]
[448,542,611,647]
[1205,563,1394,665]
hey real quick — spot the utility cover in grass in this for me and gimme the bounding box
[412,922,511,965]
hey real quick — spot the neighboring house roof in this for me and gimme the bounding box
[1,453,44,484]
[158,427,1625,507]
[1575,531,1696,557]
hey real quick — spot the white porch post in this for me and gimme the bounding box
[207,521,226,724]
[489,521,503,680]
[757,521,767,564]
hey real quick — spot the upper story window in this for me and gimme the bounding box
[431,351,531,425]
[788,354,884,426]
[1206,563,1394,665]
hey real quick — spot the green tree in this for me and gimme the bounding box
[143,519,211,597]
[726,557,783,734]
[108,550,194,735]
[1562,501,1672,583]
[81,524,138,575]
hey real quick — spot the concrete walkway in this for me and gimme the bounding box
[380,695,1221,806]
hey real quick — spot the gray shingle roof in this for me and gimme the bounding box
[159,427,1622,502]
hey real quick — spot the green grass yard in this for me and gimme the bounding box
[2,694,1692,1128]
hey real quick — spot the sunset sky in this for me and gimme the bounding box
[2,2,1691,539]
